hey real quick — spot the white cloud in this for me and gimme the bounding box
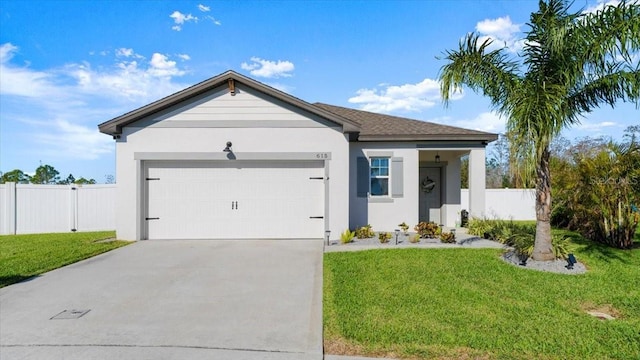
[347,78,462,114]
[0,43,58,98]
[436,112,506,134]
[177,54,191,61]
[583,0,631,14]
[577,120,618,131]
[170,5,221,30]
[0,43,189,161]
[475,16,524,53]
[265,82,294,93]
[115,48,144,59]
[33,119,113,160]
[205,15,221,25]
[240,57,295,78]
[0,42,18,60]
[115,48,134,57]
[170,10,197,31]
[148,53,185,77]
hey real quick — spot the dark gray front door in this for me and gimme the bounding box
[419,167,441,223]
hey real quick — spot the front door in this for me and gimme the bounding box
[419,167,441,224]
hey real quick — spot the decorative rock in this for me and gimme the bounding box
[500,250,587,275]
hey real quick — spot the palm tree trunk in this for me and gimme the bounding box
[532,146,555,261]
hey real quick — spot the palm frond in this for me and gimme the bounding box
[574,1,640,73]
[569,70,640,112]
[439,34,521,108]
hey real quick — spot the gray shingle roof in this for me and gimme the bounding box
[98,70,496,143]
[312,103,497,142]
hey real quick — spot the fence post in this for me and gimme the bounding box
[1,182,17,235]
[70,185,78,232]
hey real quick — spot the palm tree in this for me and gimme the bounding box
[439,0,640,260]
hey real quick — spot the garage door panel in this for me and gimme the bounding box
[145,160,324,239]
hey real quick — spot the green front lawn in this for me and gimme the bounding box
[324,231,640,359]
[0,231,129,288]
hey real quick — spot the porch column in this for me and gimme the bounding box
[468,149,486,219]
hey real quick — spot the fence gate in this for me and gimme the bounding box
[0,183,116,235]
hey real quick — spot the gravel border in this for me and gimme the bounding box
[501,250,587,275]
[326,231,588,275]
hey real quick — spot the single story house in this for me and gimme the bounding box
[99,70,496,240]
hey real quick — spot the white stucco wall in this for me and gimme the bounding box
[461,189,536,220]
[114,84,350,240]
[349,143,420,232]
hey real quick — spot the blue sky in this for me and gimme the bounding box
[1,0,637,182]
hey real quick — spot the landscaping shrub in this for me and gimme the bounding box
[378,232,392,243]
[569,143,640,249]
[409,234,420,243]
[414,221,440,238]
[551,132,640,249]
[398,222,409,234]
[355,224,375,239]
[439,231,456,243]
[340,229,355,244]
[467,218,495,238]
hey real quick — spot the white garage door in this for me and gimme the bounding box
[145,160,325,239]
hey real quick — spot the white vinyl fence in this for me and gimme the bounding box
[0,184,535,235]
[461,189,536,221]
[0,183,116,235]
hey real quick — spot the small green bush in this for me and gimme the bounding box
[414,221,440,238]
[378,232,392,243]
[467,218,495,238]
[551,235,571,259]
[340,229,355,244]
[398,222,410,234]
[355,224,375,239]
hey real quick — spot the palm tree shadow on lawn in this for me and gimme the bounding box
[563,232,639,265]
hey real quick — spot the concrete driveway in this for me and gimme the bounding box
[0,239,324,360]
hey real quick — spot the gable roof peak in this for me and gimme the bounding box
[98,70,360,136]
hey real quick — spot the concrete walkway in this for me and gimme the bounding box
[0,239,324,360]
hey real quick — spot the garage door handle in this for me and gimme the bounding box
[232,201,238,210]
[309,216,324,219]
[146,217,160,220]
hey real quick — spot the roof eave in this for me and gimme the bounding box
[357,134,499,142]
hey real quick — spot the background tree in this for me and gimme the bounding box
[30,164,61,184]
[0,169,31,184]
[58,174,76,185]
[74,177,96,185]
[104,174,115,184]
[440,0,640,260]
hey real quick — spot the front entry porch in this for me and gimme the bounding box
[418,148,486,227]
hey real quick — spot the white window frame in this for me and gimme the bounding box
[370,157,390,197]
